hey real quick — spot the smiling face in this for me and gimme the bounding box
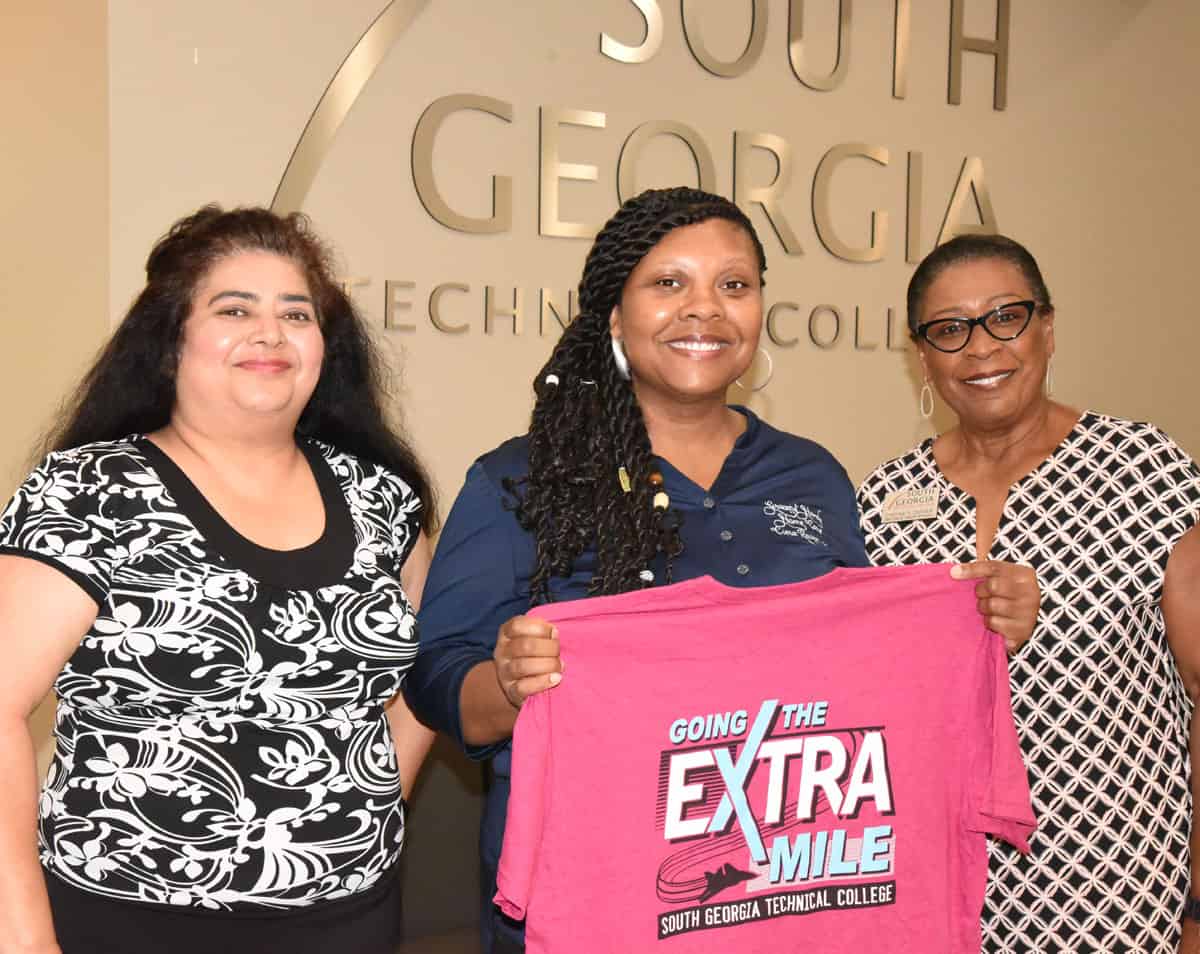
[916,256,1054,432]
[173,250,324,431]
[609,217,763,409]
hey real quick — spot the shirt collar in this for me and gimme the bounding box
[653,405,762,502]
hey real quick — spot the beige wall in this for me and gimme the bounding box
[8,4,1192,495]
[1,4,109,490]
[2,4,110,773]
[104,1,1200,504]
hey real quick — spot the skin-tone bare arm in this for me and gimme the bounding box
[1163,525,1200,954]
[0,556,99,954]
[386,532,436,796]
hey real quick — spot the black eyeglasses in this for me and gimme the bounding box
[915,300,1037,353]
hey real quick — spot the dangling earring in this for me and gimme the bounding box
[1044,358,1054,396]
[734,347,774,393]
[919,380,934,419]
[611,336,630,380]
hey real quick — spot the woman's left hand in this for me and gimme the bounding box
[951,560,1041,654]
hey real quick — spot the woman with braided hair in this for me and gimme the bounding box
[405,187,1037,952]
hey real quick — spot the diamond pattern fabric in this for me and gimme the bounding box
[857,413,1200,952]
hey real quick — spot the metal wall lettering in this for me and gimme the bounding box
[539,107,606,239]
[936,156,997,245]
[412,94,514,234]
[788,0,852,92]
[681,0,769,78]
[616,120,718,203]
[540,289,577,335]
[905,150,923,263]
[733,131,803,256]
[948,0,1010,110]
[766,301,801,347]
[757,302,909,350]
[599,0,664,63]
[886,306,909,351]
[484,286,524,335]
[812,143,889,263]
[272,0,428,214]
[339,276,370,297]
[853,306,879,350]
[429,283,470,334]
[808,305,842,349]
[270,0,1018,361]
[370,286,910,346]
[385,280,416,331]
[892,0,910,99]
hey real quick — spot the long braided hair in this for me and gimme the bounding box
[510,187,767,604]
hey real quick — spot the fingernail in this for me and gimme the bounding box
[549,672,562,686]
[950,565,964,579]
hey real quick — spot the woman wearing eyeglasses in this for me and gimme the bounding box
[857,234,1200,952]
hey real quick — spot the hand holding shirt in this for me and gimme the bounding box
[404,407,869,949]
[497,565,1035,953]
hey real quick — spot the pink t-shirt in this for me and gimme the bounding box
[495,564,1035,953]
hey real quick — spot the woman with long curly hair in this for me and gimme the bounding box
[0,206,435,953]
[405,187,1038,952]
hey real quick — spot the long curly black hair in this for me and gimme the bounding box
[511,187,766,604]
[45,205,436,530]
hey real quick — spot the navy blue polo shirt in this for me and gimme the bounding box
[404,407,867,942]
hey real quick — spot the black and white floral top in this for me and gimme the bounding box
[0,437,422,912]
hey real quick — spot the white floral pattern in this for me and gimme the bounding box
[0,438,421,911]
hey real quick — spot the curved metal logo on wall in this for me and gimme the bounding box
[267,0,1012,353]
[272,0,429,216]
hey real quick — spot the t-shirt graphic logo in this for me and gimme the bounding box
[764,501,825,544]
[655,698,897,940]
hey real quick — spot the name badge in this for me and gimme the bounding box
[881,485,939,523]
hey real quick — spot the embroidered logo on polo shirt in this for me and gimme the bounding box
[763,501,824,544]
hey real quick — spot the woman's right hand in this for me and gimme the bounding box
[493,615,563,709]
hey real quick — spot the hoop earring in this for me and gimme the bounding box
[1044,358,1053,396]
[611,336,630,380]
[919,381,934,419]
[734,347,774,392]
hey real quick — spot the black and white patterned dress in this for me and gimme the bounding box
[0,438,421,930]
[857,412,1200,952]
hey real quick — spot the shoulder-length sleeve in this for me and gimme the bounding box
[1132,425,1200,587]
[403,460,528,760]
[386,472,424,570]
[0,448,123,605]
